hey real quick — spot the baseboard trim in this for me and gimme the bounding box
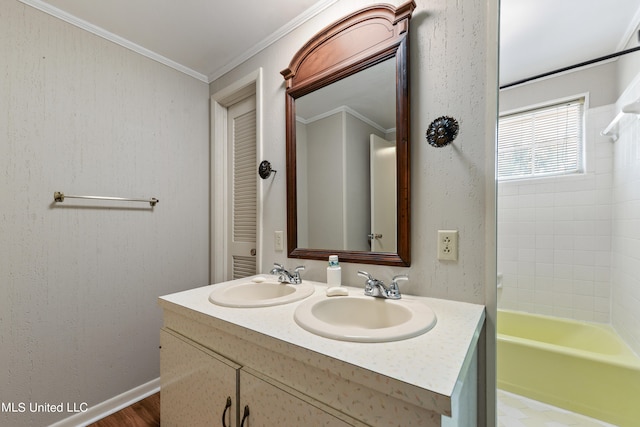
[48,378,160,427]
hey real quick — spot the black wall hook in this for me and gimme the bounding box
[258,160,277,180]
[426,116,459,147]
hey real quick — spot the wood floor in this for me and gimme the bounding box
[87,392,160,427]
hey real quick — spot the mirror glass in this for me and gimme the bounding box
[283,1,414,266]
[294,58,397,252]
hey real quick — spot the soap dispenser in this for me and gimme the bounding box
[326,255,348,296]
[327,255,341,285]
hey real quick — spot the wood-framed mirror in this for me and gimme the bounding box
[281,1,415,266]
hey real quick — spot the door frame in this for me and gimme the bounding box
[211,68,264,283]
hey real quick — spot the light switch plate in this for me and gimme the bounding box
[274,230,284,251]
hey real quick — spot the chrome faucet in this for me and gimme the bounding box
[358,271,408,300]
[270,263,305,284]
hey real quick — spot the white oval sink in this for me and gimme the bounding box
[294,295,437,342]
[208,278,315,308]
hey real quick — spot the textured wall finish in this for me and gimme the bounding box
[0,1,210,425]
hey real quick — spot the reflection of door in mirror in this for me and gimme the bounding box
[294,59,395,251]
[282,0,414,266]
[370,134,397,253]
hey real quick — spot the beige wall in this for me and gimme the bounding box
[500,61,619,112]
[305,113,344,249]
[0,2,210,425]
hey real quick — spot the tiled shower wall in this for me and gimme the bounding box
[497,104,615,323]
[611,74,640,356]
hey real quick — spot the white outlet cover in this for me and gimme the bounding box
[437,230,458,261]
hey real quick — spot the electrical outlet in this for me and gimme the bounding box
[274,230,284,251]
[437,230,458,261]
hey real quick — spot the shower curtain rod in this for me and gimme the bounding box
[500,45,640,90]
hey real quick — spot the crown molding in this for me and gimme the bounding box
[206,0,339,82]
[19,0,338,84]
[617,4,640,50]
[19,0,209,82]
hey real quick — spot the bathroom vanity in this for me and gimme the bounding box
[158,277,484,426]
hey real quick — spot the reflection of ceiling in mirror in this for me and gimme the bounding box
[296,59,396,130]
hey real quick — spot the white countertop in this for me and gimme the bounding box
[159,275,485,401]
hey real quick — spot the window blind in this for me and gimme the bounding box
[498,98,584,180]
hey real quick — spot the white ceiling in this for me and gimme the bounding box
[20,0,640,85]
[500,0,640,87]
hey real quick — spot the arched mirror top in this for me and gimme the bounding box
[282,1,415,94]
[282,1,415,266]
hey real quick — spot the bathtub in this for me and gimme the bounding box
[497,309,640,427]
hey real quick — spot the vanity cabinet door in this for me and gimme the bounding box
[161,328,241,427]
[239,367,366,427]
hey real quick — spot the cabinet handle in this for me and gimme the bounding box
[240,405,250,427]
[221,396,232,427]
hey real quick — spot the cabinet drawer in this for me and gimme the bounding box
[239,367,368,427]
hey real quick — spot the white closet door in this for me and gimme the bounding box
[228,95,257,279]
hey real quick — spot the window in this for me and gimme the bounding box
[498,98,584,180]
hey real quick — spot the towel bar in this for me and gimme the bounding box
[53,192,159,207]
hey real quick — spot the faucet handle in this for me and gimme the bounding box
[358,271,378,295]
[292,266,305,283]
[357,270,373,280]
[391,274,408,284]
[388,274,408,299]
[270,263,284,275]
